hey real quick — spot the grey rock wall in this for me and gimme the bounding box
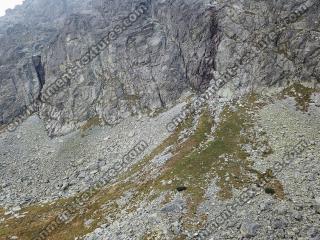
[0,0,319,136]
[0,0,218,136]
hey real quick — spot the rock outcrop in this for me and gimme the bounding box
[0,0,219,136]
[1,0,319,136]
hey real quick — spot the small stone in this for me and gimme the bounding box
[240,222,261,237]
[84,219,94,227]
[172,221,181,234]
[273,219,287,229]
[12,206,21,212]
[161,200,184,213]
[293,212,303,221]
[61,182,70,191]
[276,205,287,215]
[292,227,300,234]
[1,182,10,188]
[313,197,320,214]
[259,201,272,211]
[77,159,85,165]
[128,131,135,137]
[94,228,103,234]
[78,171,86,179]
[4,211,12,216]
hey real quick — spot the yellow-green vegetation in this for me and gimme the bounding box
[0,124,6,133]
[265,179,285,200]
[142,231,166,240]
[152,94,273,203]
[125,94,140,102]
[0,198,79,239]
[0,93,282,240]
[0,112,193,240]
[121,112,195,183]
[149,107,167,117]
[123,94,278,231]
[253,168,284,200]
[282,83,317,111]
[149,110,213,208]
[125,94,141,114]
[0,183,136,239]
[80,116,103,136]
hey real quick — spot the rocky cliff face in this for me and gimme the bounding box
[214,0,320,90]
[0,0,319,137]
[0,0,219,136]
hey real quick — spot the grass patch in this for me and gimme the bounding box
[80,116,102,136]
[150,110,213,210]
[124,95,272,223]
[162,93,268,201]
[0,109,194,240]
[0,183,133,240]
[125,94,140,102]
[282,83,316,111]
[142,231,165,240]
[0,93,282,239]
[265,179,285,200]
[0,124,7,134]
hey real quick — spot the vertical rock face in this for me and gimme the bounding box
[0,0,74,125]
[0,0,319,136]
[0,0,219,136]
[215,0,320,90]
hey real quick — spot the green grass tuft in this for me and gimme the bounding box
[282,83,316,112]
